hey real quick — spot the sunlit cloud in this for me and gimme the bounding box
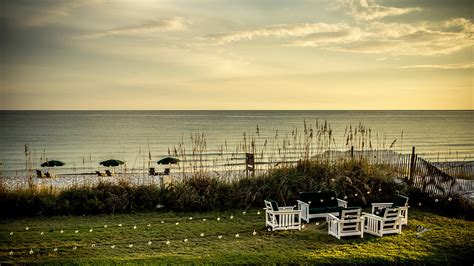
[399,63,474,70]
[329,19,474,56]
[340,0,422,21]
[205,23,349,45]
[79,17,187,39]
[201,0,472,57]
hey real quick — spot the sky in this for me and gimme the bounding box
[0,0,473,110]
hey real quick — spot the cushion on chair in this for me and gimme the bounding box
[266,199,279,211]
[375,207,387,217]
[309,207,327,214]
[325,206,344,213]
[393,195,408,207]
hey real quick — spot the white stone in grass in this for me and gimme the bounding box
[200,233,204,237]
[148,241,152,245]
[202,218,206,222]
[60,230,64,234]
[235,234,239,238]
[161,220,164,224]
[89,228,93,233]
[184,238,188,243]
[166,240,170,245]
[73,246,77,250]
[253,230,257,236]
[189,217,193,220]
[9,251,13,256]
[91,244,96,248]
[242,211,246,215]
[217,217,221,221]
[133,225,137,230]
[175,222,179,225]
[147,224,151,227]
[129,244,133,248]
[75,230,78,234]
[218,235,222,239]
[230,215,233,219]
[118,224,122,227]
[315,222,320,226]
[29,249,34,254]
[40,232,44,236]
[302,224,305,229]
[53,248,58,252]
[448,197,452,202]
[10,232,13,235]
[111,245,115,249]
[104,225,108,228]
[25,227,29,231]
[257,211,260,215]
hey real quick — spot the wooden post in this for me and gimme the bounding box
[409,146,416,184]
[246,153,255,177]
[350,146,354,160]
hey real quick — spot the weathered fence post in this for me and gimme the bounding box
[409,146,416,184]
[350,146,354,160]
[246,153,255,178]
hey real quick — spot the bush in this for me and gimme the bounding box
[0,159,470,219]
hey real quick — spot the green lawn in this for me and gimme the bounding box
[0,209,472,264]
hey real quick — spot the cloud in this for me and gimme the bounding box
[328,19,474,56]
[205,23,349,44]
[201,0,472,56]
[340,0,421,21]
[205,17,473,56]
[288,27,368,47]
[399,62,474,70]
[79,17,187,39]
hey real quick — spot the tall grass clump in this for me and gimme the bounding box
[0,159,409,218]
[1,157,471,219]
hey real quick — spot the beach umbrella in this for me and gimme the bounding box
[157,157,179,165]
[99,159,125,167]
[41,160,65,167]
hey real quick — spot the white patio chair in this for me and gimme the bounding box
[371,195,409,225]
[327,208,364,239]
[264,200,302,231]
[363,207,403,237]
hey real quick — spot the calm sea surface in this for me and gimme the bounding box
[0,110,473,175]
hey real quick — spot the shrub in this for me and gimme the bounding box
[0,159,470,219]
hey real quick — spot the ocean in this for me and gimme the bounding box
[0,110,473,176]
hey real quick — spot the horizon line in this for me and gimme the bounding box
[0,109,473,112]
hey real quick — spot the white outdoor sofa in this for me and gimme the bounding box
[297,191,348,222]
[264,200,302,231]
[327,208,364,239]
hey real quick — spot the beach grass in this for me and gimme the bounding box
[0,209,472,264]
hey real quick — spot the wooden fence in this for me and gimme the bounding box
[340,147,474,197]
